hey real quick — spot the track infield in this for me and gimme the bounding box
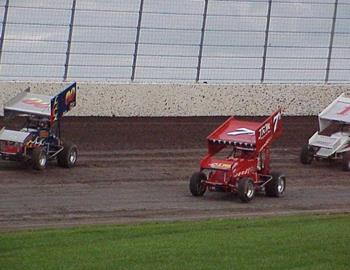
[0,214,349,270]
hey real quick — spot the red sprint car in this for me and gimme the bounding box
[189,109,285,202]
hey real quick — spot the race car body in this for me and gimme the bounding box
[189,109,286,202]
[0,82,78,170]
[300,93,350,171]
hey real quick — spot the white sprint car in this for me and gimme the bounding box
[300,93,350,171]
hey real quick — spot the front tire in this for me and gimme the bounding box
[300,144,314,164]
[58,142,78,168]
[189,172,207,196]
[237,177,255,203]
[32,147,47,170]
[266,172,286,197]
[342,152,350,171]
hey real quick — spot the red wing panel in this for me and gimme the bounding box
[207,117,261,145]
[206,109,282,152]
[255,109,282,151]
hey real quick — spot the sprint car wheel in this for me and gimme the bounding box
[32,148,47,170]
[237,177,255,203]
[58,142,78,168]
[265,172,286,197]
[300,144,314,165]
[189,172,207,196]
[342,152,350,172]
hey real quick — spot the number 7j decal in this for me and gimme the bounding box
[337,105,350,116]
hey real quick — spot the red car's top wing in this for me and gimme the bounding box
[207,109,282,152]
[254,109,282,151]
[207,118,260,148]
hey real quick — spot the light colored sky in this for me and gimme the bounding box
[0,0,349,83]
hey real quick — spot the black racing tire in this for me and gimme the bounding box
[32,147,47,171]
[265,171,286,197]
[189,172,207,197]
[237,177,255,203]
[342,152,350,172]
[57,142,78,168]
[300,144,314,165]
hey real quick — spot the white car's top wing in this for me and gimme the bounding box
[319,93,350,131]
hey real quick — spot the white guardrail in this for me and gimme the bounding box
[0,82,350,117]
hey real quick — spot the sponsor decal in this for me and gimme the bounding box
[65,87,76,107]
[236,167,255,177]
[51,97,59,122]
[22,98,49,109]
[210,162,232,169]
[227,128,255,136]
[258,122,271,139]
[337,105,350,116]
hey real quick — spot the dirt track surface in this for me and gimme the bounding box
[0,116,349,231]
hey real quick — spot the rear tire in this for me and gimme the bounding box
[300,144,314,164]
[266,172,286,197]
[57,142,78,168]
[189,172,207,196]
[32,147,47,170]
[342,152,350,171]
[237,177,255,203]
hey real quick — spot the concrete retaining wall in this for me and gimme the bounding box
[0,82,349,116]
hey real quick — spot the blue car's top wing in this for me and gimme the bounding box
[3,82,77,122]
[4,91,51,117]
[50,82,77,122]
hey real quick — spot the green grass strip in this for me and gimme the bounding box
[0,214,349,270]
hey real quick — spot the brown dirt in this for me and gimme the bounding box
[0,116,349,231]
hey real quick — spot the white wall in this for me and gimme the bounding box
[0,82,349,116]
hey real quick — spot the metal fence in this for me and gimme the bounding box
[0,0,349,83]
